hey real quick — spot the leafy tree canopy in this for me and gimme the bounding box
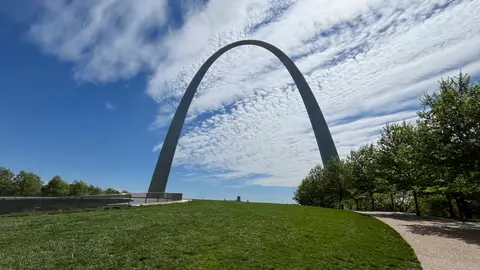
[42,176,70,197]
[0,167,15,196]
[12,171,43,196]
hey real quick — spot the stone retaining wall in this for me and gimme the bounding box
[0,196,131,214]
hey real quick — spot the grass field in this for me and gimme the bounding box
[0,200,420,269]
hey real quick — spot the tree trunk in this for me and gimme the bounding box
[369,191,375,211]
[464,200,473,220]
[339,192,344,210]
[390,193,395,212]
[355,199,360,211]
[412,190,420,216]
[446,194,455,218]
[455,198,465,221]
[458,197,472,220]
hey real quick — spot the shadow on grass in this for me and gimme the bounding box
[364,212,480,246]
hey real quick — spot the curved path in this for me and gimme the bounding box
[359,212,480,270]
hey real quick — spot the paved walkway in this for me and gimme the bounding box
[359,212,480,270]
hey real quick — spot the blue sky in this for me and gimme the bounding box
[1,0,480,203]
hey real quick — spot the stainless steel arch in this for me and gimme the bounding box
[148,40,338,193]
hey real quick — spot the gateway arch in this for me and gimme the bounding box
[148,40,338,193]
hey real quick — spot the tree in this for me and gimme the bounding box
[418,72,480,173]
[69,180,90,196]
[347,144,379,211]
[294,159,351,209]
[104,188,120,194]
[0,167,15,196]
[377,122,426,216]
[294,71,480,219]
[323,157,350,209]
[88,185,104,195]
[294,165,322,206]
[12,171,43,196]
[293,175,318,206]
[42,176,70,196]
[293,165,339,207]
[417,73,480,220]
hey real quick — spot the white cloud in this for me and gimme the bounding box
[105,101,116,111]
[29,0,168,82]
[152,142,163,153]
[28,0,480,187]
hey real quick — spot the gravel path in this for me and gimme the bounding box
[359,212,480,270]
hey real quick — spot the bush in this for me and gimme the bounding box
[419,194,459,218]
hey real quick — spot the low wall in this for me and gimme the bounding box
[0,196,132,215]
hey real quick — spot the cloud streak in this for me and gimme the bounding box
[27,0,480,187]
[105,101,116,111]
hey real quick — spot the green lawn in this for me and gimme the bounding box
[0,200,420,269]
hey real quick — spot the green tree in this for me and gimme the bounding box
[347,144,379,211]
[293,165,323,206]
[293,175,317,206]
[69,180,90,196]
[104,188,120,194]
[42,176,70,196]
[0,167,15,196]
[323,157,350,209]
[294,71,480,219]
[417,73,480,220]
[12,171,43,196]
[418,72,480,173]
[88,185,104,195]
[377,122,426,216]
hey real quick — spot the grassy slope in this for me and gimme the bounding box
[0,200,420,269]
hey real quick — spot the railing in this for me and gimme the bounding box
[128,192,183,204]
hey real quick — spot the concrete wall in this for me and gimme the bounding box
[0,196,131,214]
[132,193,183,201]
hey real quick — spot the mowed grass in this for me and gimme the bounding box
[0,200,420,269]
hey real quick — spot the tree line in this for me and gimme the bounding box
[294,72,480,221]
[0,168,127,197]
